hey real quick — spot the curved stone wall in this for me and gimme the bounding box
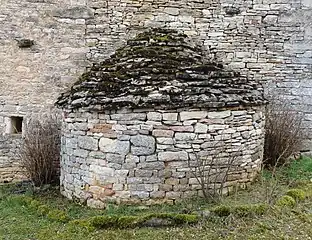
[60,107,265,207]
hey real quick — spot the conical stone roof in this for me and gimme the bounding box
[56,29,265,111]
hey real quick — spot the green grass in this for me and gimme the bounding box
[1,157,312,240]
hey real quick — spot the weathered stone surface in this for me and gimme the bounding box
[147,112,162,121]
[163,113,178,121]
[180,111,207,121]
[90,165,114,177]
[208,111,231,119]
[158,151,189,161]
[152,130,174,137]
[99,138,130,155]
[175,133,196,141]
[106,154,125,164]
[130,135,156,155]
[57,30,266,111]
[78,136,98,151]
[194,123,208,133]
[156,138,174,145]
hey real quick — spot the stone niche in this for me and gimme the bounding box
[56,29,266,207]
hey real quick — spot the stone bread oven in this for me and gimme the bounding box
[56,29,266,207]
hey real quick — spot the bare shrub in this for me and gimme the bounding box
[264,94,304,167]
[189,141,242,203]
[19,113,61,187]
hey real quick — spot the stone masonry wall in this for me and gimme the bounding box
[0,135,24,183]
[60,107,265,206]
[1,0,311,182]
[86,0,312,152]
[0,0,92,182]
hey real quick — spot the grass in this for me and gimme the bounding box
[1,157,312,239]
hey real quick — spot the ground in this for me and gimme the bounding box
[1,157,312,240]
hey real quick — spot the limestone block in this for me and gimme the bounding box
[147,112,162,121]
[138,162,165,170]
[78,136,98,151]
[73,149,89,158]
[158,151,189,161]
[89,151,106,159]
[90,165,114,176]
[99,138,130,155]
[106,154,125,164]
[135,169,153,177]
[175,133,196,141]
[130,135,156,155]
[207,111,231,119]
[162,113,178,121]
[150,191,166,199]
[194,123,208,133]
[152,129,174,137]
[156,137,174,145]
[111,113,146,121]
[130,191,150,199]
[165,191,181,199]
[170,126,194,132]
[52,6,94,19]
[180,111,207,121]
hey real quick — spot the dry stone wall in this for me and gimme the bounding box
[0,0,92,182]
[60,107,265,206]
[1,0,311,182]
[86,0,312,153]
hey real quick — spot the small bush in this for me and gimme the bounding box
[286,189,305,201]
[276,195,296,208]
[264,94,304,167]
[19,113,61,187]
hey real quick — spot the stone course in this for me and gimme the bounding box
[0,0,311,183]
[60,107,265,206]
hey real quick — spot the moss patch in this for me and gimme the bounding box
[286,189,305,201]
[211,204,268,217]
[276,195,296,208]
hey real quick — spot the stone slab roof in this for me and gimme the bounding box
[56,29,266,111]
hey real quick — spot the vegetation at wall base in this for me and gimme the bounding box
[1,157,312,240]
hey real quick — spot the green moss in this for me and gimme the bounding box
[154,35,170,42]
[37,205,50,216]
[29,199,41,208]
[86,213,199,229]
[276,195,296,208]
[47,209,70,223]
[169,213,199,224]
[211,205,232,217]
[117,216,140,228]
[90,215,119,228]
[69,219,96,232]
[286,189,305,201]
[234,204,268,217]
[211,204,268,217]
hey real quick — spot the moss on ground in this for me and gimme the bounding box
[2,157,312,239]
[286,189,305,201]
[276,195,296,208]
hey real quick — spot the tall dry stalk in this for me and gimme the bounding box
[19,113,61,186]
[189,141,242,203]
[264,94,304,167]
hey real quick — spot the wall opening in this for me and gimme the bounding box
[9,116,23,134]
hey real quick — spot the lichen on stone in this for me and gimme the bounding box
[56,28,266,111]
